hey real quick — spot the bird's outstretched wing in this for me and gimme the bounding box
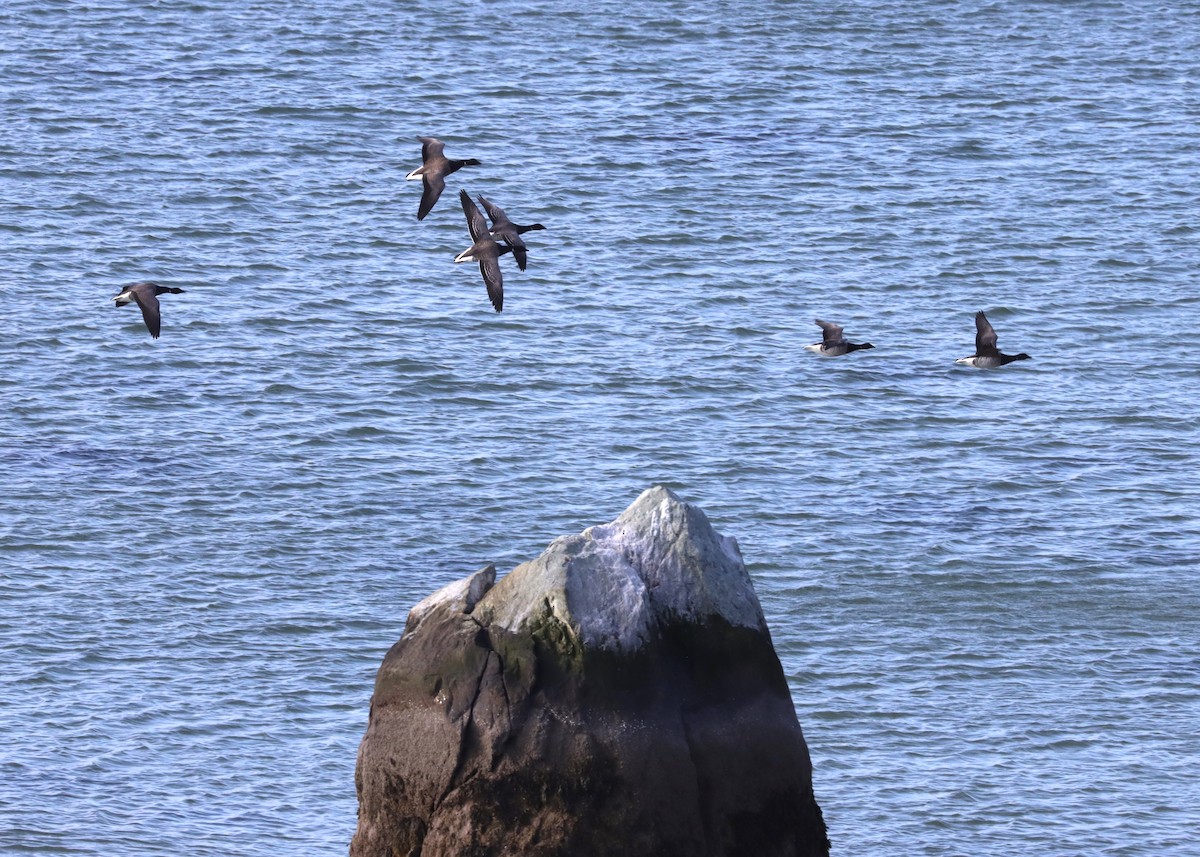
[815,319,845,347]
[974,311,999,355]
[131,289,162,339]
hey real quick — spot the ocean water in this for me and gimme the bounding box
[2,0,1198,854]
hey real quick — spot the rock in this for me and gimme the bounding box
[351,486,829,857]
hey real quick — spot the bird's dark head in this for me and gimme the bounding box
[527,223,546,231]
[855,342,875,351]
[156,285,185,294]
[1012,352,1031,361]
[463,158,482,167]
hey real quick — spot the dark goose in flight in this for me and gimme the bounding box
[477,194,545,271]
[113,281,185,339]
[454,189,512,312]
[956,310,1031,368]
[804,319,874,356]
[406,137,481,221]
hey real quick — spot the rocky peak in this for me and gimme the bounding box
[475,485,766,653]
[351,487,829,857]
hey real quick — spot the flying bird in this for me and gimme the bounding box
[454,189,512,312]
[406,137,481,221]
[113,281,185,339]
[955,310,1031,368]
[477,194,545,271]
[804,319,875,356]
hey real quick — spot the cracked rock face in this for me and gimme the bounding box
[350,486,829,857]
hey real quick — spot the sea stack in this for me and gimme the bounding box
[350,486,829,857]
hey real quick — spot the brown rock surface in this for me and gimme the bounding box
[351,486,829,856]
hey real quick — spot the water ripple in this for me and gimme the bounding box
[2,0,1199,855]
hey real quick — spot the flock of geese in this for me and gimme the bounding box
[112,136,1031,369]
[805,312,1031,368]
[405,136,544,313]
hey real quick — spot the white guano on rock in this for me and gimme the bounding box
[476,485,766,653]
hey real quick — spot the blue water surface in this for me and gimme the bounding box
[2,1,1198,854]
